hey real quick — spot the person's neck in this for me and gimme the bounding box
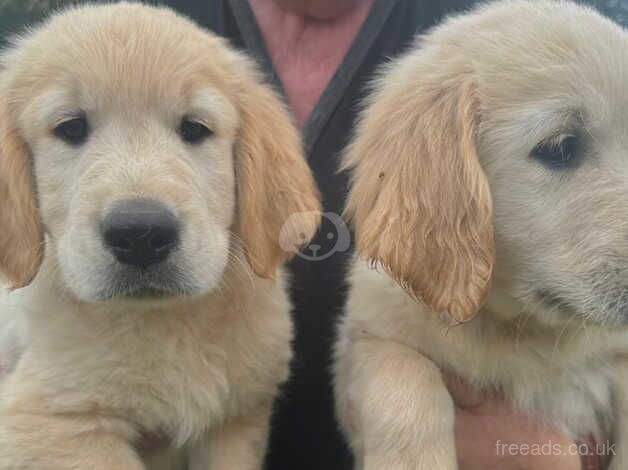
[271,0,365,20]
[248,0,373,125]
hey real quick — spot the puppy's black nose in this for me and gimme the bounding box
[102,199,179,268]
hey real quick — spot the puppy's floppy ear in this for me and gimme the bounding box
[343,47,494,323]
[233,63,321,278]
[0,92,44,289]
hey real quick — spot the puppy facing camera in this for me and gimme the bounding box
[0,3,320,468]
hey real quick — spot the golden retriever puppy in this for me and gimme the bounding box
[0,3,320,469]
[334,1,628,468]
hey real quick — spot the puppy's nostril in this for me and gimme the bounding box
[151,234,174,252]
[102,198,179,268]
[109,235,134,253]
[148,226,178,254]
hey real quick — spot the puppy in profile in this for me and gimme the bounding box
[0,3,320,469]
[334,1,628,469]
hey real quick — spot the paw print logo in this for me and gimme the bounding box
[280,212,351,261]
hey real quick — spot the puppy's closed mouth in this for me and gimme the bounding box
[120,286,174,300]
[536,289,571,310]
[98,264,196,302]
[536,287,628,327]
[101,283,185,301]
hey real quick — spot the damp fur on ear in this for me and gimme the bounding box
[342,48,494,323]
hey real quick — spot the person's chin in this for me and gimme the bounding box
[272,0,363,20]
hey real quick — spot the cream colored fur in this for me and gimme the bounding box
[0,3,320,469]
[335,1,628,469]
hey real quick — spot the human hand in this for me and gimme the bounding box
[443,372,586,470]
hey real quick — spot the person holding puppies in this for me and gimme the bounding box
[166,0,603,469]
[3,0,626,469]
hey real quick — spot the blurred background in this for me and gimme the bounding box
[2,0,628,47]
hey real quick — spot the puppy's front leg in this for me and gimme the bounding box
[188,404,272,470]
[0,411,145,470]
[609,357,628,470]
[335,337,457,470]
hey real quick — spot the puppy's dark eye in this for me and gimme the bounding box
[531,133,579,169]
[179,118,212,144]
[54,115,89,145]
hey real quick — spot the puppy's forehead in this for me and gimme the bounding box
[5,4,239,110]
[446,1,628,128]
[466,0,628,108]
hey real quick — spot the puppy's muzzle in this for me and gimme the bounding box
[102,198,179,268]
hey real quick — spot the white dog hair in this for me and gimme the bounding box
[0,3,320,469]
[334,1,628,469]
